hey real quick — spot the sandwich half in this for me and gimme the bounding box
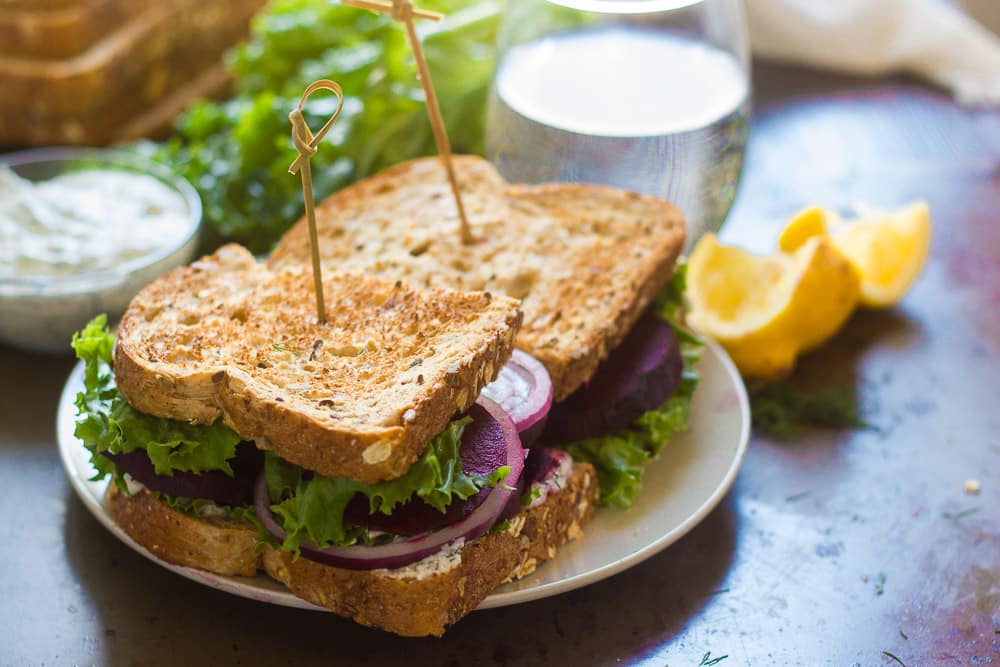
[72,244,598,636]
[268,156,702,507]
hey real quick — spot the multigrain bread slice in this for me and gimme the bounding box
[105,484,260,577]
[262,462,598,637]
[114,244,522,484]
[268,156,686,401]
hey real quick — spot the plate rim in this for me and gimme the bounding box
[57,338,749,612]
[480,337,750,607]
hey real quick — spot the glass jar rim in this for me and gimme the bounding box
[545,0,705,14]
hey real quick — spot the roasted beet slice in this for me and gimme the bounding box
[543,312,683,442]
[104,442,263,507]
[343,400,526,536]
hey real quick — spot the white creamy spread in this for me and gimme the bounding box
[122,474,147,496]
[194,501,229,519]
[526,449,574,510]
[373,538,466,580]
[0,165,190,279]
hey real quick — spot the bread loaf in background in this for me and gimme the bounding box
[0,0,265,147]
[0,0,145,60]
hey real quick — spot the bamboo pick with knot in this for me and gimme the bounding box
[288,79,345,324]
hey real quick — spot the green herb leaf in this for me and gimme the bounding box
[942,507,981,520]
[266,417,510,550]
[71,317,241,485]
[882,650,907,666]
[750,380,868,437]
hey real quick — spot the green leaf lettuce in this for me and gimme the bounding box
[71,316,242,485]
[265,417,510,550]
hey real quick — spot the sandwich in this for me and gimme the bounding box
[268,155,703,508]
[71,243,599,636]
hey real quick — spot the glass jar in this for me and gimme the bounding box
[486,0,751,245]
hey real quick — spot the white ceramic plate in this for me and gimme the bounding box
[57,339,749,611]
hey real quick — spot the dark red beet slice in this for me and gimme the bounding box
[104,442,263,507]
[343,401,525,536]
[543,312,683,442]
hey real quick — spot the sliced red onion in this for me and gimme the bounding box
[254,396,525,571]
[105,443,263,507]
[481,349,553,447]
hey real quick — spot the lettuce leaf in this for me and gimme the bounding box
[266,417,510,550]
[71,317,509,550]
[71,316,241,486]
[152,0,502,252]
[563,264,704,508]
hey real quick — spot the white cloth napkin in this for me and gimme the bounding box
[747,0,1000,106]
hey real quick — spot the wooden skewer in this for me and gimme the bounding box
[288,79,345,324]
[341,0,442,21]
[341,0,474,244]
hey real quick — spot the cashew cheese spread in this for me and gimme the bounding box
[0,165,190,279]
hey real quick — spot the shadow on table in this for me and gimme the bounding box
[62,487,738,666]
[0,345,75,447]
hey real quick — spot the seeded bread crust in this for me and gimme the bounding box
[105,484,260,577]
[262,462,598,636]
[114,244,522,484]
[268,156,686,400]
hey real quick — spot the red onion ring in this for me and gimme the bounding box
[254,396,525,571]
[481,349,553,447]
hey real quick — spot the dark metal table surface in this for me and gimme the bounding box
[2,63,998,666]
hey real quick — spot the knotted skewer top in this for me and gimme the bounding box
[288,79,345,323]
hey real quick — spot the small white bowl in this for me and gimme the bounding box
[0,147,202,354]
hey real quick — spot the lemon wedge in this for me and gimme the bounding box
[778,205,829,253]
[779,202,932,307]
[687,234,861,379]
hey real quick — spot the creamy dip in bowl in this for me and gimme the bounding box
[0,148,202,354]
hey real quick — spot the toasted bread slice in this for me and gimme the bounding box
[268,156,686,400]
[114,244,522,484]
[105,484,260,577]
[262,462,598,636]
